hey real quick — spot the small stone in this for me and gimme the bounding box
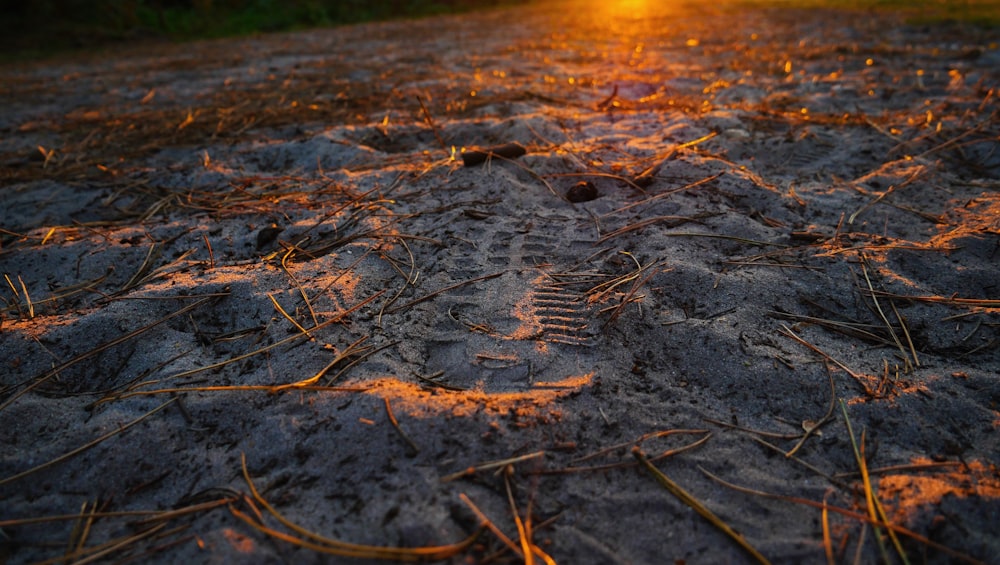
[256,224,283,249]
[566,181,598,203]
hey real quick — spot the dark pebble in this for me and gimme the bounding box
[566,181,599,203]
[256,224,283,249]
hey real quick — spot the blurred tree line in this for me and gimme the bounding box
[0,0,522,56]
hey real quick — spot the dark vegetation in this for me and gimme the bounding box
[0,0,524,59]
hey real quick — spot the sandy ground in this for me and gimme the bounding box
[2,1,999,563]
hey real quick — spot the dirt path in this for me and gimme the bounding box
[2,2,999,563]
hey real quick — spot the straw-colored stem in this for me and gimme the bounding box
[633,448,771,565]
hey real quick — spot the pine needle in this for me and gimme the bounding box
[235,454,477,560]
[0,398,176,487]
[632,448,771,565]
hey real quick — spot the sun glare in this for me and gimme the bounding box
[615,0,654,16]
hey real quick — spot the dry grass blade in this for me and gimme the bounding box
[502,466,556,565]
[2,269,112,315]
[504,467,534,565]
[841,401,909,565]
[234,454,477,560]
[0,294,220,411]
[779,325,876,397]
[34,524,173,565]
[750,436,846,489]
[386,272,504,314]
[545,170,646,193]
[270,335,371,392]
[442,451,546,483]
[67,500,100,560]
[858,254,915,370]
[632,448,771,565]
[100,290,384,403]
[322,339,398,386]
[848,166,924,225]
[833,460,963,479]
[0,497,232,539]
[597,215,702,243]
[378,237,419,326]
[601,172,723,219]
[0,509,160,528]
[584,252,652,303]
[699,467,984,564]
[571,429,710,464]
[602,264,661,329]
[416,94,448,153]
[628,132,718,186]
[132,497,237,525]
[0,398,176,487]
[384,397,419,455]
[268,292,313,339]
[17,275,33,318]
[411,370,468,392]
[279,244,319,328]
[309,246,376,303]
[702,417,802,440]
[108,383,367,401]
[119,245,196,296]
[120,242,161,293]
[458,493,524,559]
[769,310,894,347]
[861,290,1000,309]
[822,495,835,565]
[888,300,920,368]
[539,430,711,475]
[4,273,24,317]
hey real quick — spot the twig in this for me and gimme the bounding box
[461,143,527,166]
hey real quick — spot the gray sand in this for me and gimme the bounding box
[2,1,999,563]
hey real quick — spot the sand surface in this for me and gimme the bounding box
[2,1,999,563]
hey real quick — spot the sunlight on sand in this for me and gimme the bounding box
[362,374,594,418]
[879,458,1000,522]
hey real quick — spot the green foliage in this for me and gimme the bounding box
[2,0,995,61]
[731,0,1000,26]
[0,0,522,59]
